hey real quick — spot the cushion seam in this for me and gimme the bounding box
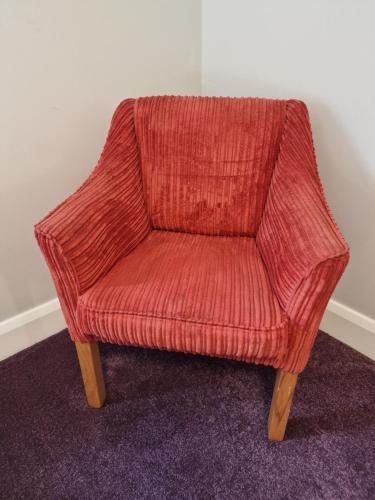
[77,301,288,332]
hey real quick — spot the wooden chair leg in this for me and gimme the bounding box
[75,341,106,408]
[268,368,298,441]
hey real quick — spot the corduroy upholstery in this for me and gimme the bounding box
[35,96,349,373]
[77,231,288,365]
[135,97,286,236]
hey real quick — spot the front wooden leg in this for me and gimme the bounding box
[75,341,106,408]
[268,369,298,441]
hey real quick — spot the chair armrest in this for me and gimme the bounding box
[257,100,349,372]
[35,99,151,338]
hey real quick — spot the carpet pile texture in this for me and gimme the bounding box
[1,330,374,499]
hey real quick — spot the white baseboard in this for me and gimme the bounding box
[0,297,374,362]
[0,298,66,361]
[320,299,375,361]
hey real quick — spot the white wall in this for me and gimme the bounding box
[202,0,375,321]
[0,0,201,321]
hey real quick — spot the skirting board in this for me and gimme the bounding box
[0,297,374,362]
[320,299,375,361]
[0,298,66,361]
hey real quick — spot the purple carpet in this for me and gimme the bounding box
[1,330,374,499]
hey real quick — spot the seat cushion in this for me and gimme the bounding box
[77,231,288,364]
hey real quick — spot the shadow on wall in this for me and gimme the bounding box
[311,100,375,317]
[0,108,107,322]
[204,76,375,319]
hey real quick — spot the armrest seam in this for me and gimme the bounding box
[284,250,349,312]
[35,227,80,298]
[257,100,291,233]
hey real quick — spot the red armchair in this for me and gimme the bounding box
[35,96,349,440]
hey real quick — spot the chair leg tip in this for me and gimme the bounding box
[87,401,105,409]
[86,390,106,409]
[268,429,285,441]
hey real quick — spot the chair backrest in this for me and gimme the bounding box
[135,96,287,236]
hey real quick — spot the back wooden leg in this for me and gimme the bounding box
[268,369,298,441]
[75,341,106,408]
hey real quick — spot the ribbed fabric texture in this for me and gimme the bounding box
[77,231,288,364]
[135,96,286,236]
[35,96,349,373]
[35,99,151,339]
[257,100,349,371]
